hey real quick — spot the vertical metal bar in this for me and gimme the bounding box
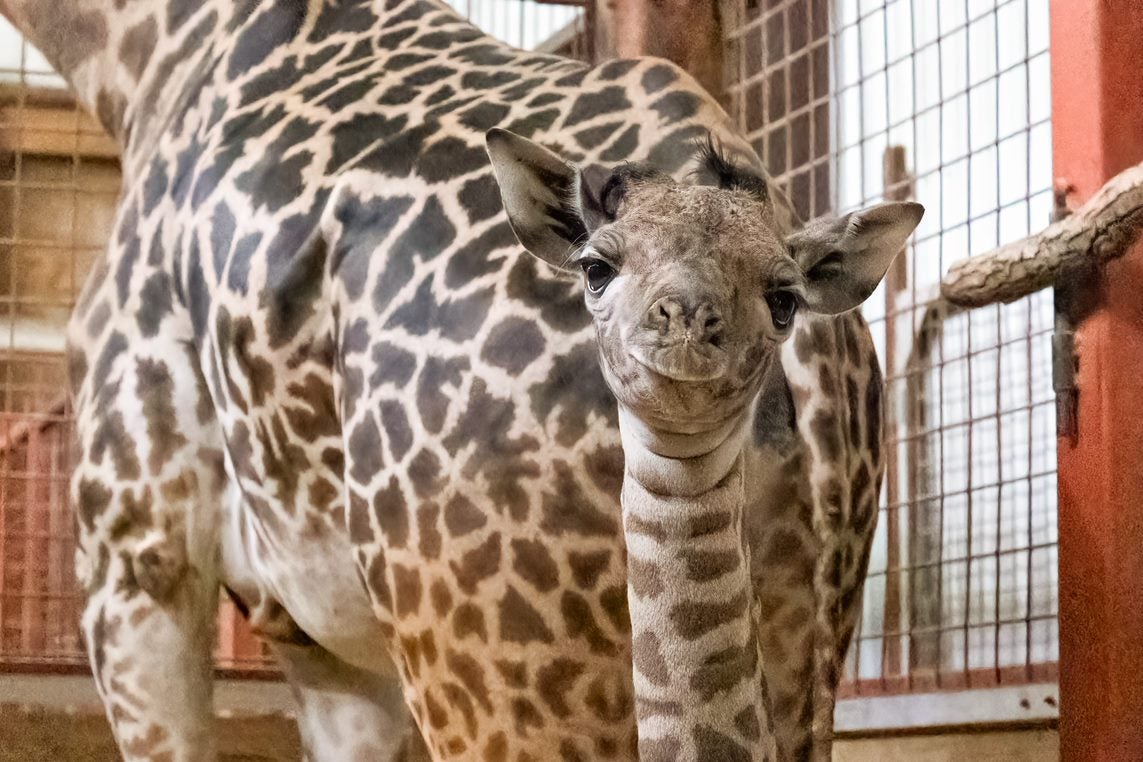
[931,0,950,689]
[1026,267,1037,680]
[984,0,1001,687]
[22,426,40,656]
[903,0,921,690]
[1013,0,1049,687]
[1024,0,1038,685]
[956,0,977,688]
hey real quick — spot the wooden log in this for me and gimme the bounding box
[940,160,1143,308]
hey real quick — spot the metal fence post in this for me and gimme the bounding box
[1051,0,1143,756]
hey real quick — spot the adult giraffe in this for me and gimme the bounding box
[0,1,920,759]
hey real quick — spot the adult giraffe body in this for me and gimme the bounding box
[0,1,910,759]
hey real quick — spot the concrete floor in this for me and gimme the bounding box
[837,728,1059,761]
[0,704,302,762]
[0,704,1059,762]
[0,675,1058,761]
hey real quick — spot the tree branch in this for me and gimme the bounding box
[940,161,1143,308]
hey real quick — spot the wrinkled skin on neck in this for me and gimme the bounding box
[618,404,777,761]
[578,173,796,762]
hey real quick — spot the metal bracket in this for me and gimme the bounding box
[1052,180,1079,441]
[1051,179,1103,442]
[1052,299,1079,442]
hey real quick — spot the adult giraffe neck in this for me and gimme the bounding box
[618,406,777,761]
[1,0,225,157]
[0,0,481,173]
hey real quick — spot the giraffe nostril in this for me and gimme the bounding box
[659,304,671,320]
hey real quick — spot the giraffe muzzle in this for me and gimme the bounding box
[632,296,730,381]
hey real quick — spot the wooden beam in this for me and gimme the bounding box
[880,145,912,679]
[593,0,724,102]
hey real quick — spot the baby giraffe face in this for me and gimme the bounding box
[573,176,802,429]
[486,128,923,431]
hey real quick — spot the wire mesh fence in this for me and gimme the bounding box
[723,0,1058,696]
[0,19,264,674]
[1,28,113,672]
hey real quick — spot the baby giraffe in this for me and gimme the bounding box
[487,128,921,761]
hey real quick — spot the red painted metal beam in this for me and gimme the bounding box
[1052,0,1143,758]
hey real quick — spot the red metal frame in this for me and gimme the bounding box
[837,662,1059,701]
[1051,0,1143,757]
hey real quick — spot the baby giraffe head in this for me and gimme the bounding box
[486,128,923,434]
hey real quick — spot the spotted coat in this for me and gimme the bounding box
[0,0,884,759]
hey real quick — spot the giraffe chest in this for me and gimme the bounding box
[224,328,642,757]
[367,435,637,759]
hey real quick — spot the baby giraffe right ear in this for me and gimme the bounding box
[485,128,601,270]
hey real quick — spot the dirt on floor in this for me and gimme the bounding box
[0,704,303,761]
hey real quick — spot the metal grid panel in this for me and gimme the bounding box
[723,0,1058,696]
[1,24,113,672]
[0,3,590,675]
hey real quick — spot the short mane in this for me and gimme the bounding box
[696,133,769,201]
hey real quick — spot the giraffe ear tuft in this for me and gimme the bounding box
[485,128,589,270]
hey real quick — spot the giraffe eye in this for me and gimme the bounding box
[581,259,615,294]
[766,290,798,330]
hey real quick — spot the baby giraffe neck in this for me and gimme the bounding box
[618,407,777,761]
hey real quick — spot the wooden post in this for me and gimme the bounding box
[1051,0,1143,758]
[881,145,912,680]
[592,0,724,101]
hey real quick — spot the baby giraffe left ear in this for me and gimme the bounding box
[785,201,924,314]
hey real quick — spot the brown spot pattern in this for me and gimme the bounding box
[536,658,583,718]
[568,550,610,589]
[669,591,749,640]
[392,563,422,618]
[450,532,501,593]
[443,494,487,536]
[631,631,670,686]
[510,537,559,592]
[498,586,553,645]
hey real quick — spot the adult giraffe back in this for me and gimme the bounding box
[0,0,888,759]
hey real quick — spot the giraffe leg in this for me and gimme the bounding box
[81,544,220,761]
[271,640,429,762]
[745,434,819,760]
[75,443,224,762]
[71,312,226,760]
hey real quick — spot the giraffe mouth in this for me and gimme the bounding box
[630,343,730,383]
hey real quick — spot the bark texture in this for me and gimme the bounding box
[941,161,1143,307]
